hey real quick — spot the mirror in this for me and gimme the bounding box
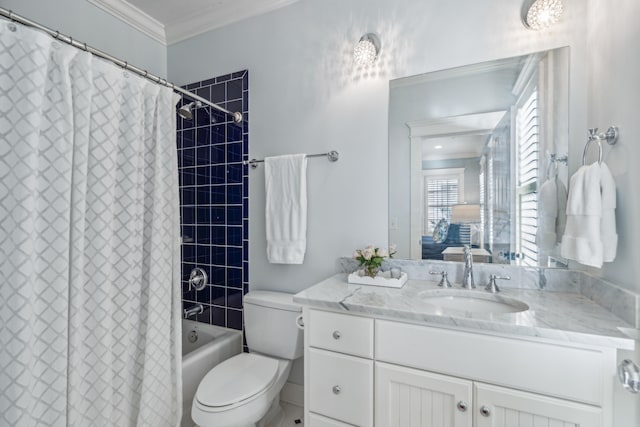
[389,47,569,268]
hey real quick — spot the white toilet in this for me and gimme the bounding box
[191,291,303,427]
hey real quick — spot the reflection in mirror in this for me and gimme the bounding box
[389,47,569,267]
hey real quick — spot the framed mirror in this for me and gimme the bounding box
[389,47,569,268]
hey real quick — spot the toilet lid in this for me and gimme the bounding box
[195,353,279,408]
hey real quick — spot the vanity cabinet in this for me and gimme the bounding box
[376,362,600,427]
[306,309,374,427]
[473,383,601,427]
[303,308,616,427]
[375,362,472,427]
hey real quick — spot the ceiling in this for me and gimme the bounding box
[421,134,489,162]
[88,0,299,45]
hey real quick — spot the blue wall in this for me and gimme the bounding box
[179,71,249,338]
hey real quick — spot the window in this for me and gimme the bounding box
[422,168,464,234]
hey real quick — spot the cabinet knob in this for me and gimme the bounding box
[456,401,468,412]
[332,385,341,395]
[332,330,341,340]
[480,406,491,417]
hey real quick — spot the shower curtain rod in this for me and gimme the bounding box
[0,7,243,124]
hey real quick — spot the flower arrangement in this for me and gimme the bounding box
[352,244,397,277]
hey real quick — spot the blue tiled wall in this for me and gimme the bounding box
[178,70,249,334]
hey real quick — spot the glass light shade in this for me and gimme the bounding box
[525,0,563,30]
[353,34,380,66]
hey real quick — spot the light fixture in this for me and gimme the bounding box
[434,145,443,150]
[522,0,563,30]
[353,33,380,66]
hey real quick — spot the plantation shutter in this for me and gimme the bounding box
[515,88,539,266]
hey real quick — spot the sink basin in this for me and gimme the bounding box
[420,290,529,314]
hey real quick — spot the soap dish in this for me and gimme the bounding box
[347,270,408,288]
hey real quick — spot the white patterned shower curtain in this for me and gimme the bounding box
[0,20,182,427]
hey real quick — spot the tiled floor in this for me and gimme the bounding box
[279,401,304,426]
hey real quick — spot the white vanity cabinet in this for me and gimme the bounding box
[305,309,375,427]
[375,362,472,427]
[303,308,617,427]
[375,362,601,427]
[473,383,601,427]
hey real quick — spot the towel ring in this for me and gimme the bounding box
[582,129,602,166]
[582,127,619,166]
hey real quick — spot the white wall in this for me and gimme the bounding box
[586,0,640,295]
[168,0,589,294]
[0,0,167,76]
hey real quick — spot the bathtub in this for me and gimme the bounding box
[181,319,243,427]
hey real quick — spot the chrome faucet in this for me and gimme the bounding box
[485,274,511,293]
[461,245,475,289]
[184,304,204,318]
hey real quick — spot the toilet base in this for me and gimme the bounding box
[194,400,283,427]
[257,398,284,427]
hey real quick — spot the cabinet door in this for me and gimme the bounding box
[376,362,473,427]
[474,383,602,427]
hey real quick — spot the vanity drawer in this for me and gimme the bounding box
[309,412,356,427]
[309,309,373,358]
[308,348,373,427]
[375,319,610,406]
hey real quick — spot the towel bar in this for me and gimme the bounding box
[243,150,339,169]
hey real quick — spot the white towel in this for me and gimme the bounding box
[600,163,617,262]
[561,163,603,267]
[536,178,558,250]
[555,178,567,243]
[264,154,308,264]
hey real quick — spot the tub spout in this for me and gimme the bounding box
[184,304,204,318]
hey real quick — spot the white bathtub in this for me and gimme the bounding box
[181,319,243,427]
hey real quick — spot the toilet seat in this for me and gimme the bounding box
[195,353,279,408]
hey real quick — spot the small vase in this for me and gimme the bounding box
[361,265,380,278]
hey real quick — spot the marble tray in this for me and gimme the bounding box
[347,270,408,288]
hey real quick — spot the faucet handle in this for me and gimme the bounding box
[485,274,511,293]
[429,271,452,288]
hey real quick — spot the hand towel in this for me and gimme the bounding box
[561,163,603,267]
[600,163,617,262]
[555,177,568,243]
[535,178,558,250]
[264,154,308,264]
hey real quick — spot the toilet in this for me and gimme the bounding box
[191,291,303,427]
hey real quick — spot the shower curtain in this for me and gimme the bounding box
[0,20,182,427]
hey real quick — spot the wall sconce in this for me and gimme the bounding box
[522,0,563,30]
[353,33,381,66]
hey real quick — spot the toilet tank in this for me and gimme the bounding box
[244,291,303,360]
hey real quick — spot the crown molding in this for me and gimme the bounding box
[165,0,299,44]
[88,0,166,45]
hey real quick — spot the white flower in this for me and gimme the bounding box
[365,244,374,250]
[389,243,397,254]
[362,248,374,260]
[376,248,388,257]
[352,250,360,259]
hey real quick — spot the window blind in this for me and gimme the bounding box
[516,88,539,266]
[424,176,459,234]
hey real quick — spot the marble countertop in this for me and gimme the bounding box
[293,274,635,350]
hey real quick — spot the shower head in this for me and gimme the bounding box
[178,101,200,120]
